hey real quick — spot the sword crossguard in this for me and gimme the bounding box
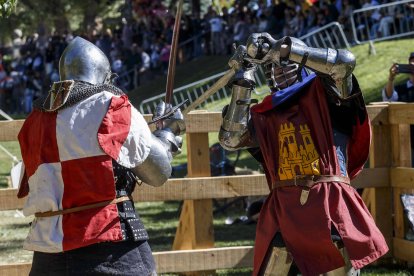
[148,99,188,125]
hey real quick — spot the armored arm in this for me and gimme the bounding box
[245,33,356,99]
[131,132,174,187]
[132,103,185,186]
[287,37,356,99]
[219,45,258,151]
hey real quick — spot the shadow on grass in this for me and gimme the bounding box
[0,173,10,188]
[0,239,24,251]
[361,263,414,276]
[214,222,256,244]
[138,208,180,222]
[2,223,31,230]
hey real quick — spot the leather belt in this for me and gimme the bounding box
[272,175,350,189]
[34,195,132,218]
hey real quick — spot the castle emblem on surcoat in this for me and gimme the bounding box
[278,122,320,180]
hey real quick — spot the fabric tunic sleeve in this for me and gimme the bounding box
[382,88,398,101]
[98,95,152,168]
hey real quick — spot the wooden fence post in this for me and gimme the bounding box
[391,124,412,241]
[366,104,394,256]
[172,130,215,275]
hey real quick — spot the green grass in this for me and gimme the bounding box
[1,203,413,275]
[0,200,256,264]
[0,141,22,188]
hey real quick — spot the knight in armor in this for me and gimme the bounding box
[16,37,185,276]
[219,32,389,275]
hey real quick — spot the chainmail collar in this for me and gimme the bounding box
[33,81,125,112]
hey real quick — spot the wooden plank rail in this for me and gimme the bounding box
[0,246,254,275]
[393,238,414,262]
[2,103,414,273]
[0,112,223,141]
[389,103,414,124]
[0,168,389,211]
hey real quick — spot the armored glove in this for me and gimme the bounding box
[245,33,290,65]
[152,101,185,156]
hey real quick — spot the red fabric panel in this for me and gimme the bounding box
[62,204,122,251]
[17,170,29,198]
[348,114,371,179]
[98,95,131,161]
[328,184,389,269]
[254,183,388,275]
[61,155,121,250]
[61,155,115,209]
[250,93,273,113]
[252,78,339,186]
[18,110,59,177]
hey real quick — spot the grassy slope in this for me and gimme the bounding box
[127,55,230,106]
[130,38,414,106]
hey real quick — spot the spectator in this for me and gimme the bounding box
[0,54,8,111]
[160,43,171,75]
[257,14,269,32]
[209,10,226,55]
[382,52,414,165]
[233,13,249,47]
[136,45,151,84]
[382,52,414,101]
[124,43,142,89]
[121,17,133,49]
[96,28,113,58]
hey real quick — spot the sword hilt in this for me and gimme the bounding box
[148,99,189,125]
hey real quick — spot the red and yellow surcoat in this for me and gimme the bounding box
[250,74,388,275]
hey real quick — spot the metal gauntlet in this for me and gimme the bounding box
[245,33,356,99]
[219,66,258,151]
[132,102,185,187]
[288,39,356,99]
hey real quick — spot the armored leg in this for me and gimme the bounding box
[261,246,293,276]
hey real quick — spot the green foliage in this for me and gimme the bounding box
[0,0,16,17]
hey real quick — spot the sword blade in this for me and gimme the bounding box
[165,0,184,105]
[182,69,235,115]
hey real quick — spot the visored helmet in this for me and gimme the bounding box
[59,36,112,85]
[266,37,307,92]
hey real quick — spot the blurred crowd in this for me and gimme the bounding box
[0,0,411,116]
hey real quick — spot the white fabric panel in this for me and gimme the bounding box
[23,162,64,253]
[117,105,152,168]
[23,162,64,216]
[23,215,63,253]
[56,92,114,161]
[11,161,24,189]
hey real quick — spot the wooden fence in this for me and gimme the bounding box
[0,103,413,275]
